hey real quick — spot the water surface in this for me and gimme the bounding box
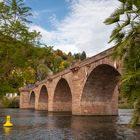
[0,109,140,140]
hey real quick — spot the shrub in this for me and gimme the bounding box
[0,97,19,108]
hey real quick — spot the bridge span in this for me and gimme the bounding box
[20,47,122,115]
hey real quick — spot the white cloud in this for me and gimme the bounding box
[30,0,120,56]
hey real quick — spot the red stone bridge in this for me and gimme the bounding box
[20,47,122,115]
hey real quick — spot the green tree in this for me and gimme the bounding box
[0,0,40,45]
[104,0,140,59]
[0,0,77,97]
[104,0,140,127]
[80,51,86,60]
[74,53,81,60]
[51,56,63,73]
[37,64,51,81]
[0,0,40,95]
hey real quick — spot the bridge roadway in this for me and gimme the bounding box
[20,47,122,115]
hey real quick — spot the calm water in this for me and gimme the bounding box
[0,109,140,140]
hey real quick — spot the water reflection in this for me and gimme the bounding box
[70,116,136,140]
[3,127,12,136]
[0,109,139,140]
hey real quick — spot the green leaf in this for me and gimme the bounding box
[104,16,120,25]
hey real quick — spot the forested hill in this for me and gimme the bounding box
[0,33,86,95]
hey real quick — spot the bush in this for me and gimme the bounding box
[119,102,133,109]
[0,97,19,108]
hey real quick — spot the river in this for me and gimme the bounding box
[0,109,140,140]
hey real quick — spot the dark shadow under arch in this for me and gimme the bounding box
[81,64,120,115]
[53,78,72,112]
[38,85,48,110]
[30,91,35,109]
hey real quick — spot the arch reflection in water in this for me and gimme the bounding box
[70,116,136,140]
[0,109,139,140]
[45,112,136,140]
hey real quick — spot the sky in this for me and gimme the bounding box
[24,0,120,56]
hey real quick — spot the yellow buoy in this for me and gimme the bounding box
[3,115,13,127]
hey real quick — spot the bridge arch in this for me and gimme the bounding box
[81,64,120,115]
[38,85,48,110]
[29,91,35,109]
[53,78,72,112]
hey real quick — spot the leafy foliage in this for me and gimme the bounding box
[0,0,76,96]
[0,97,19,108]
[74,51,87,60]
[104,0,140,58]
[104,0,140,127]
[0,34,75,95]
[0,0,40,45]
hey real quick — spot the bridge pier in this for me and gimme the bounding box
[20,90,30,109]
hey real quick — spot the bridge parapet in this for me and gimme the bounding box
[79,47,114,67]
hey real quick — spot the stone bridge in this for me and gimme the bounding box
[20,47,122,115]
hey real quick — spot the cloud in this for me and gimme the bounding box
[30,0,120,56]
